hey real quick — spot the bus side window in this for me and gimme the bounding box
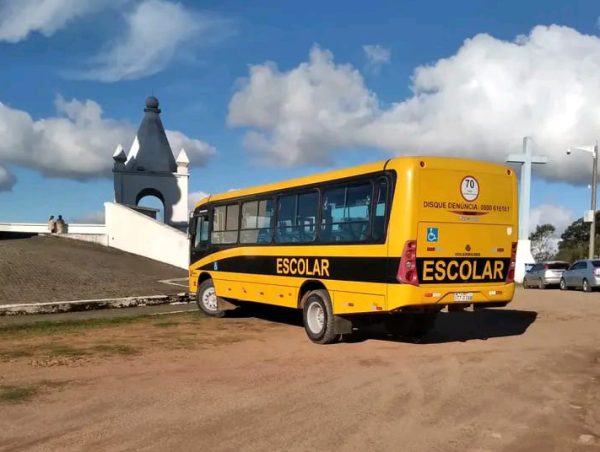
[297,192,318,242]
[241,199,273,243]
[211,204,239,244]
[275,191,317,243]
[257,199,274,243]
[194,214,209,248]
[276,195,296,243]
[372,179,388,241]
[320,183,371,243]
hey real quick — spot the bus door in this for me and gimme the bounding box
[191,209,210,261]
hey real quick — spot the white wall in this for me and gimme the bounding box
[104,202,189,269]
[0,223,106,235]
[67,224,107,234]
[0,223,48,233]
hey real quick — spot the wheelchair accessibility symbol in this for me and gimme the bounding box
[426,227,439,243]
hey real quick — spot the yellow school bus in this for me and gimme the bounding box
[189,157,518,344]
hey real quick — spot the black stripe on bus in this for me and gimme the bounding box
[199,256,401,284]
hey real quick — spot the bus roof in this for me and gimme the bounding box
[193,156,512,209]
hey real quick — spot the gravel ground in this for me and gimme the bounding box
[0,287,598,451]
[0,234,186,304]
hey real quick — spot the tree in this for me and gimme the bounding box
[529,224,556,262]
[556,212,600,261]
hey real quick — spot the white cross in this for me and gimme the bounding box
[506,137,548,239]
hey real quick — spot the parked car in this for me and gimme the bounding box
[560,259,600,292]
[524,261,570,289]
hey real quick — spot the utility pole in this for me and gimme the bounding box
[567,141,599,259]
[590,142,598,259]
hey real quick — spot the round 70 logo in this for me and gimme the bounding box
[460,176,479,202]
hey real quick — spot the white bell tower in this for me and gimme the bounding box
[112,96,189,230]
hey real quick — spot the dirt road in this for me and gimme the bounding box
[0,288,599,451]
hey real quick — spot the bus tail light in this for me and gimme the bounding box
[397,240,419,286]
[506,242,517,283]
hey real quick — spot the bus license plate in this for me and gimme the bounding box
[454,292,473,302]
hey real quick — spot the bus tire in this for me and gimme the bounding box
[196,279,225,318]
[302,289,338,344]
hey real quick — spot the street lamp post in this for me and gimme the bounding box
[567,142,599,259]
[591,143,598,259]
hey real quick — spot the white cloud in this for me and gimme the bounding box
[1,0,231,82]
[189,190,209,212]
[229,46,378,166]
[530,203,575,237]
[75,0,231,82]
[0,166,16,191]
[363,44,391,74]
[0,96,214,185]
[0,0,112,43]
[166,131,216,166]
[229,26,600,185]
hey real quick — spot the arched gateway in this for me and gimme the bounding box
[112,97,189,230]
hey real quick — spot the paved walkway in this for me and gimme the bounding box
[0,235,187,304]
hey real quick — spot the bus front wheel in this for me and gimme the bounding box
[302,290,338,344]
[196,279,225,318]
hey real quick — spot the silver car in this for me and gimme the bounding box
[524,261,570,289]
[560,259,600,292]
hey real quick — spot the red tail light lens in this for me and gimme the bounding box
[397,240,419,286]
[506,242,517,283]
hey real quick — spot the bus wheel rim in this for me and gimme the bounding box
[202,287,218,311]
[307,301,325,334]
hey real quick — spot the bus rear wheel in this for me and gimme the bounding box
[302,289,338,344]
[196,279,225,318]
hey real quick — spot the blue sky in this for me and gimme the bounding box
[1,0,600,234]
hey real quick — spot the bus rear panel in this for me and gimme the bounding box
[386,158,517,311]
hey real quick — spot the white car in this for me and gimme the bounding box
[523,261,570,289]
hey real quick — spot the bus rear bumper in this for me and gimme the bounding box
[387,282,515,312]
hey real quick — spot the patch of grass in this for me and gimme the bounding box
[0,385,39,404]
[0,342,139,362]
[43,344,89,358]
[0,312,204,338]
[0,380,69,405]
[0,316,145,338]
[0,348,34,361]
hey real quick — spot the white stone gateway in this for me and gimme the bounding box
[103,96,190,268]
[506,137,548,283]
[112,96,189,231]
